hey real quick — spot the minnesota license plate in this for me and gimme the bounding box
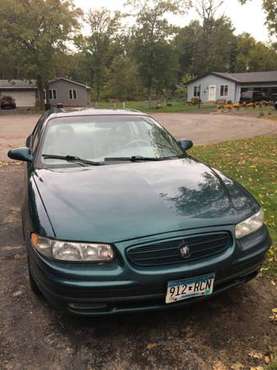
[165,273,215,304]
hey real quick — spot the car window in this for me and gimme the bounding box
[31,113,49,152]
[39,115,183,165]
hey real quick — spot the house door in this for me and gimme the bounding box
[208,85,216,101]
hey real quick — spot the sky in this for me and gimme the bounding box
[74,0,271,43]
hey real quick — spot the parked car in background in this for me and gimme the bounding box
[240,90,268,103]
[271,93,277,110]
[0,95,16,110]
[8,108,271,316]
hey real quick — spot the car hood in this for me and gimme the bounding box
[33,158,259,243]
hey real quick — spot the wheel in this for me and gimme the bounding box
[27,257,42,296]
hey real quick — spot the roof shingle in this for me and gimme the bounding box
[213,71,277,83]
[48,78,91,89]
[0,79,37,89]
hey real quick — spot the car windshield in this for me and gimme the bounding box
[40,115,183,165]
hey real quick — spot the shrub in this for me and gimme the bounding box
[191,97,201,105]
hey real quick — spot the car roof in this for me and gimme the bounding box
[48,107,148,119]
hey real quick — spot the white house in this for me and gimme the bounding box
[187,71,277,103]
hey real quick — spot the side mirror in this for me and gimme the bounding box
[178,139,193,151]
[8,147,33,162]
[26,135,32,147]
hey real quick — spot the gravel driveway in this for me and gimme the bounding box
[0,166,276,370]
[153,112,277,144]
[0,112,277,160]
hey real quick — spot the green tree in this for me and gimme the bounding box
[0,0,82,108]
[79,8,123,101]
[175,17,237,76]
[128,0,189,100]
[195,0,237,73]
[0,42,19,79]
[235,33,277,71]
[175,0,277,78]
[65,52,91,85]
[105,55,142,100]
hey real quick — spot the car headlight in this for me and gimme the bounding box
[31,234,114,262]
[235,209,264,239]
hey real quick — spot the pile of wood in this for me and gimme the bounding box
[217,100,274,111]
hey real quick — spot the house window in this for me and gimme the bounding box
[48,89,56,99]
[193,85,201,97]
[69,89,77,99]
[220,85,228,97]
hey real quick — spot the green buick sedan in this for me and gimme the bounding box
[8,108,271,315]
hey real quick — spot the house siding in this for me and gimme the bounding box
[48,80,90,107]
[187,75,237,103]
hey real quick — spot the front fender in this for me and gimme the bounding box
[23,171,55,241]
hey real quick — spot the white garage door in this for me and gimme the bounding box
[7,90,36,107]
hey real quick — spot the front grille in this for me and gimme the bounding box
[126,232,232,267]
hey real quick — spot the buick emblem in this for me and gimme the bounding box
[179,244,190,258]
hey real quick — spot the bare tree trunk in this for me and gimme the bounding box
[37,75,46,110]
[96,85,100,102]
[147,76,153,108]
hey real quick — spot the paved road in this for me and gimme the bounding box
[0,112,276,160]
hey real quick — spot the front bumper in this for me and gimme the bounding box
[28,225,271,316]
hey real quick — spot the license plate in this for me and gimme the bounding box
[165,273,215,304]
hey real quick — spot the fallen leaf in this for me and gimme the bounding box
[12,290,23,297]
[269,308,277,322]
[248,351,263,360]
[146,343,158,350]
[231,362,244,370]
[213,360,228,370]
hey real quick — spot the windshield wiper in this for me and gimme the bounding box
[42,154,103,166]
[104,155,176,162]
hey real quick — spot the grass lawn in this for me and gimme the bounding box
[2,99,276,118]
[93,99,277,117]
[191,135,277,277]
[94,100,217,113]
